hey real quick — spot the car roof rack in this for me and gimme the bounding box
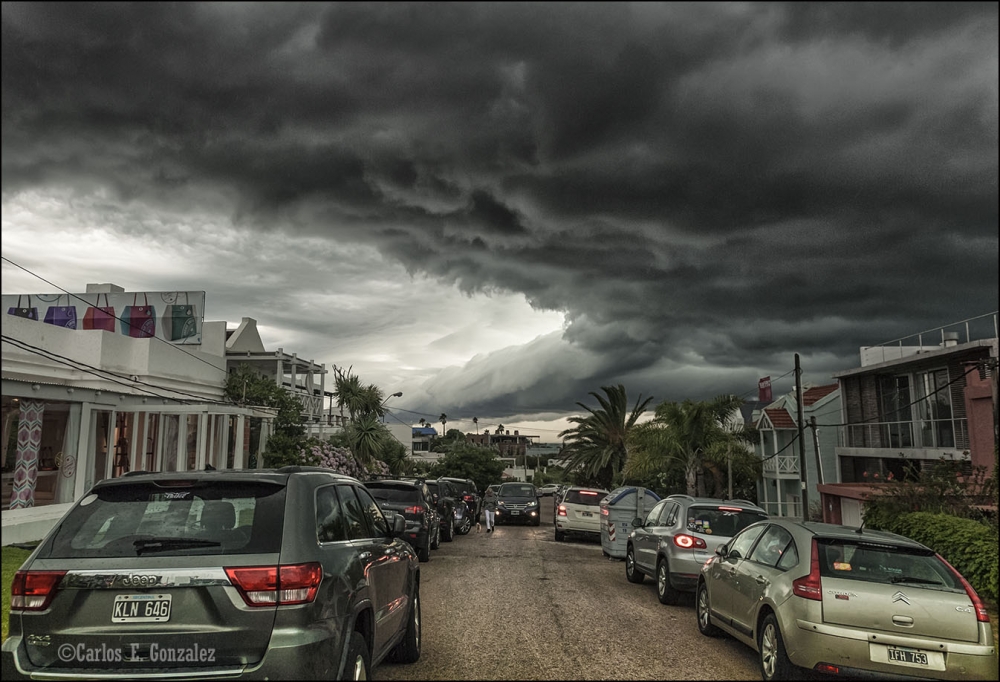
[122,470,157,477]
[667,493,695,501]
[274,465,345,475]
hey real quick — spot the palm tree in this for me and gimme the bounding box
[439,413,447,435]
[559,384,653,490]
[349,413,383,470]
[418,418,426,428]
[626,394,753,496]
[473,417,479,434]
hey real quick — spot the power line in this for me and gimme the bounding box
[1,255,224,373]
[3,335,192,404]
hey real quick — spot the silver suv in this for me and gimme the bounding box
[2,467,421,680]
[625,494,767,605]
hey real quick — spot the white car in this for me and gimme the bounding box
[537,483,561,496]
[554,486,609,541]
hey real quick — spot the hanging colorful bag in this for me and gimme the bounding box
[7,295,39,320]
[121,293,156,338]
[163,292,197,341]
[83,293,116,332]
[43,293,78,329]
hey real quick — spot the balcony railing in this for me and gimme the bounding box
[759,501,803,519]
[839,419,968,451]
[762,454,799,476]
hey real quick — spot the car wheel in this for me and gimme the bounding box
[656,558,679,605]
[340,630,371,681]
[457,514,472,535]
[696,581,720,637]
[430,524,441,550]
[625,545,644,584]
[389,585,421,664]
[442,516,454,542]
[555,529,565,542]
[417,540,430,562]
[759,613,794,681]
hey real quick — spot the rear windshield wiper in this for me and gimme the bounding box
[890,576,942,585]
[134,538,221,555]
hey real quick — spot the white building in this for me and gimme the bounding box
[2,284,275,544]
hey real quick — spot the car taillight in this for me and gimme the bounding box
[557,505,567,516]
[792,538,822,601]
[404,506,424,515]
[11,570,66,611]
[673,534,707,549]
[225,563,322,607]
[937,553,990,622]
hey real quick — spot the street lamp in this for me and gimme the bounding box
[380,392,403,422]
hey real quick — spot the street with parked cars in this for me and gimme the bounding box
[4,474,997,681]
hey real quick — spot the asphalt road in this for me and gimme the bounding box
[378,496,764,681]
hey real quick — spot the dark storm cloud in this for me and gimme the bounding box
[3,2,997,417]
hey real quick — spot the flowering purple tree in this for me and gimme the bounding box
[299,440,389,479]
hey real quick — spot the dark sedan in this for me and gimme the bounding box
[366,479,440,562]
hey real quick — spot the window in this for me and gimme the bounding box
[44,481,285,558]
[657,502,677,526]
[563,489,604,506]
[316,486,347,543]
[644,500,667,527]
[748,525,795,568]
[686,506,767,538]
[727,524,767,561]
[664,502,680,526]
[817,541,962,591]
[367,485,420,504]
[339,486,372,540]
[356,486,389,537]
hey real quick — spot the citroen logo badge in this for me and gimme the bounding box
[892,591,910,605]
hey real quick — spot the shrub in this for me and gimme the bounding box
[866,511,998,603]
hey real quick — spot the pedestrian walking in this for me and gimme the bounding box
[483,488,498,533]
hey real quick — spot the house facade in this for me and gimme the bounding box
[819,316,998,525]
[753,384,841,519]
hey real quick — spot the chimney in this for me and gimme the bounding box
[943,332,959,348]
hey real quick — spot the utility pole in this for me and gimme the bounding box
[810,416,825,485]
[795,353,808,521]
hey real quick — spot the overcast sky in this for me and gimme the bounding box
[2,2,997,439]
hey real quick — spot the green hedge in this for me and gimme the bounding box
[868,511,998,603]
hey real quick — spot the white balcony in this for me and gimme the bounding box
[762,454,799,476]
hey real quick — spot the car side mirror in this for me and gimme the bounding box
[715,544,728,558]
[632,517,644,528]
[390,513,405,537]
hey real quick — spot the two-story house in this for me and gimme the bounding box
[818,315,997,525]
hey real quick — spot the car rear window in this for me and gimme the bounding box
[686,506,767,538]
[367,485,421,503]
[817,540,963,591]
[42,481,286,558]
[563,490,605,506]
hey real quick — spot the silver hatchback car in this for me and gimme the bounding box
[697,519,998,681]
[625,495,767,605]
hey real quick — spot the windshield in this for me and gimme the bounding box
[686,506,767,538]
[818,540,962,590]
[43,481,286,558]
[499,484,535,497]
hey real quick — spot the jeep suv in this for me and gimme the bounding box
[2,467,421,680]
[625,495,767,605]
[365,479,440,562]
[439,477,480,532]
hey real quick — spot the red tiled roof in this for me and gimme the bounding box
[762,408,797,429]
[802,383,839,406]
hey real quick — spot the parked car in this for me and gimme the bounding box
[424,479,464,541]
[554,486,609,541]
[2,466,421,681]
[697,519,998,681]
[537,483,560,496]
[365,478,440,562]
[626,495,767,605]
[439,477,480,531]
[495,482,541,526]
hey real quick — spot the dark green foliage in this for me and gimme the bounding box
[427,442,506,493]
[867,511,998,603]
